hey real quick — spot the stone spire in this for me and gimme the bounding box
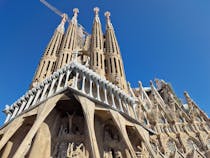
[90,7,105,77]
[56,8,79,69]
[104,11,128,91]
[184,91,193,107]
[31,14,67,88]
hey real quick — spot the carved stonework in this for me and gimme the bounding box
[67,143,88,158]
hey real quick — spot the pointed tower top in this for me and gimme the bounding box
[94,7,100,15]
[104,11,113,28]
[184,91,190,99]
[56,13,67,33]
[93,7,100,23]
[104,11,111,19]
[73,8,79,16]
[71,8,79,24]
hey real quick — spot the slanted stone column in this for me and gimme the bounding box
[81,74,86,92]
[96,81,101,101]
[3,105,12,123]
[40,83,50,101]
[32,88,42,106]
[111,91,116,109]
[64,70,71,87]
[48,78,57,96]
[56,73,64,91]
[1,141,13,158]
[73,71,79,89]
[24,93,34,110]
[28,122,51,158]
[0,117,24,151]
[17,99,27,115]
[76,95,100,158]
[118,95,123,112]
[135,124,156,158]
[89,78,93,97]
[13,94,63,158]
[104,85,108,104]
[10,104,19,119]
[110,110,137,158]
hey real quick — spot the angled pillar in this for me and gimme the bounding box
[109,110,137,158]
[76,95,100,158]
[13,94,63,158]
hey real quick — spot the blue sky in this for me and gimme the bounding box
[0,0,210,124]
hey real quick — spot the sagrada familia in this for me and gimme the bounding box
[0,6,209,158]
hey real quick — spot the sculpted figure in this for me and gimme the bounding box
[66,143,87,158]
[115,150,123,158]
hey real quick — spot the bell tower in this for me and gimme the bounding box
[56,8,79,69]
[104,11,128,91]
[31,14,67,87]
[90,7,105,77]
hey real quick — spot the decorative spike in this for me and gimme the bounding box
[104,11,112,28]
[104,10,127,91]
[31,15,66,87]
[90,7,105,77]
[56,13,67,33]
[73,8,79,16]
[94,7,99,15]
[71,8,79,24]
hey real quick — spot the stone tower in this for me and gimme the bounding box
[90,7,105,77]
[31,14,66,87]
[104,11,128,91]
[56,8,79,69]
[0,6,210,158]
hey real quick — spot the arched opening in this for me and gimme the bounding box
[0,115,36,158]
[50,95,89,157]
[94,111,128,158]
[126,126,149,157]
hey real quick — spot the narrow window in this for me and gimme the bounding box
[46,61,50,71]
[104,59,107,73]
[51,62,55,72]
[66,54,69,64]
[39,61,45,77]
[96,52,99,66]
[118,60,122,76]
[110,58,112,73]
[100,54,103,69]
[60,54,64,68]
[114,58,117,73]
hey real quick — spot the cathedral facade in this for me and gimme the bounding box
[0,7,209,158]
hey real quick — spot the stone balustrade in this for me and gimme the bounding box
[3,61,137,124]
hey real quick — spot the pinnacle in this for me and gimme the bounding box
[73,8,79,16]
[94,7,100,15]
[104,11,111,19]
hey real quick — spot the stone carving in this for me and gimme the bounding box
[103,149,122,158]
[115,150,123,158]
[57,142,68,158]
[66,143,87,158]
[104,151,113,158]
[104,124,120,142]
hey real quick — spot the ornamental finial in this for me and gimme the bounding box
[94,7,100,15]
[71,8,79,24]
[61,13,67,24]
[73,8,79,16]
[104,11,111,19]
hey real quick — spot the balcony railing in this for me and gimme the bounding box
[3,61,137,124]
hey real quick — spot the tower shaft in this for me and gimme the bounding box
[90,7,105,77]
[56,9,79,69]
[31,15,66,87]
[104,12,128,91]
